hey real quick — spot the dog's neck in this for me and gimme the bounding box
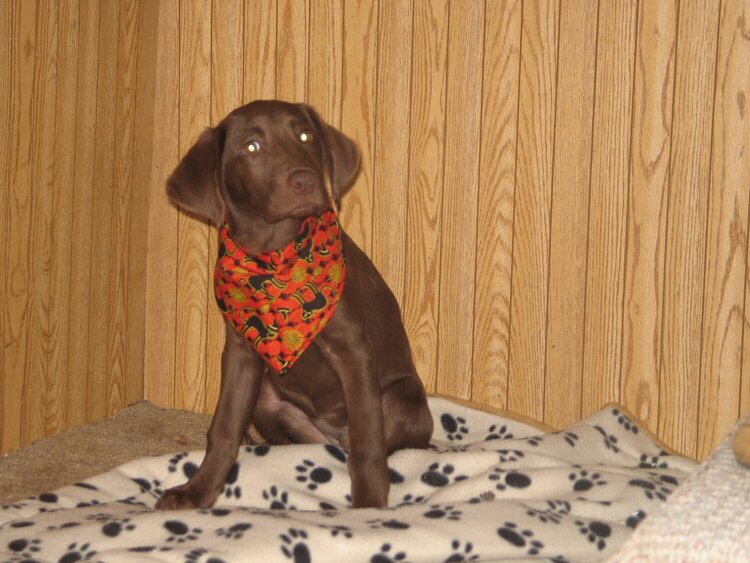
[224,210,302,256]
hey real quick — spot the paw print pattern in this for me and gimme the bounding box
[594,426,620,453]
[496,522,544,556]
[371,542,407,562]
[318,523,353,538]
[423,504,462,521]
[568,468,607,492]
[398,493,427,506]
[6,538,42,559]
[325,444,347,463]
[561,431,579,447]
[367,518,410,530]
[263,486,296,510]
[496,449,525,463]
[489,468,532,491]
[216,522,252,540]
[575,519,611,551]
[440,413,469,441]
[628,473,678,501]
[638,452,670,469]
[485,423,513,441]
[167,452,189,473]
[59,542,97,562]
[221,462,242,499]
[526,435,543,447]
[243,444,271,456]
[524,500,571,524]
[280,528,311,562]
[445,539,479,562]
[626,509,647,529]
[295,460,333,491]
[101,517,136,538]
[421,463,468,487]
[164,520,202,543]
[611,409,639,434]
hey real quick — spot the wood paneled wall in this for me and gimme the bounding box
[2,0,749,460]
[1,0,158,454]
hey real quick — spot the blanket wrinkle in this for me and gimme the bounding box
[0,397,698,563]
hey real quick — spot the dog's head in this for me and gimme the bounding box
[166,100,360,226]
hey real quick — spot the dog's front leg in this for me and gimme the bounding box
[156,324,264,510]
[317,301,389,508]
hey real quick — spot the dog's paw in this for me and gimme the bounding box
[155,485,217,510]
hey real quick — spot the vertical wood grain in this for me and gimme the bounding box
[698,0,750,459]
[144,0,179,409]
[543,0,598,428]
[435,0,484,400]
[206,0,244,412]
[402,0,448,394]
[621,0,677,431]
[276,0,308,102]
[105,0,140,417]
[47,0,79,436]
[339,0,378,254]
[0,0,11,451]
[86,0,118,423]
[581,0,637,417]
[244,0,277,101]
[370,0,412,305]
[307,0,343,124]
[659,0,720,458]
[175,0,211,413]
[508,0,559,420]
[471,0,522,408]
[67,0,100,427]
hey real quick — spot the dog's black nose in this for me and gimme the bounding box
[288,169,318,194]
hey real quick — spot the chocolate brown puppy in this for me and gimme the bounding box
[156,100,433,510]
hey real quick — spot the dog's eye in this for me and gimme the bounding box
[299,131,312,143]
[246,140,261,153]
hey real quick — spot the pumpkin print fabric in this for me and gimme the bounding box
[214,208,346,374]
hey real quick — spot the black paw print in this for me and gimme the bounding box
[243,444,270,456]
[628,473,677,501]
[295,460,332,491]
[497,522,543,556]
[626,509,647,528]
[526,435,543,447]
[560,431,579,447]
[318,523,353,538]
[568,468,607,492]
[421,463,468,487]
[496,449,525,463]
[485,423,513,441]
[575,520,611,550]
[325,444,348,463]
[131,477,162,497]
[371,542,407,562]
[423,504,462,521]
[222,462,242,499]
[525,501,571,525]
[440,413,469,441]
[216,522,252,540]
[280,528,311,562]
[59,542,97,562]
[263,486,296,510]
[594,426,620,453]
[638,452,669,469]
[398,493,427,505]
[445,539,479,562]
[101,517,136,537]
[611,409,639,434]
[367,518,410,530]
[167,452,189,472]
[389,468,405,484]
[164,520,202,543]
[489,468,532,491]
[6,538,42,559]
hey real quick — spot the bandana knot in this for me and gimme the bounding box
[214,209,346,374]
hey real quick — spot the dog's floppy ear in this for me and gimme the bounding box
[166,126,226,226]
[301,105,360,207]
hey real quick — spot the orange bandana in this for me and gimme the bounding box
[214,209,346,374]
